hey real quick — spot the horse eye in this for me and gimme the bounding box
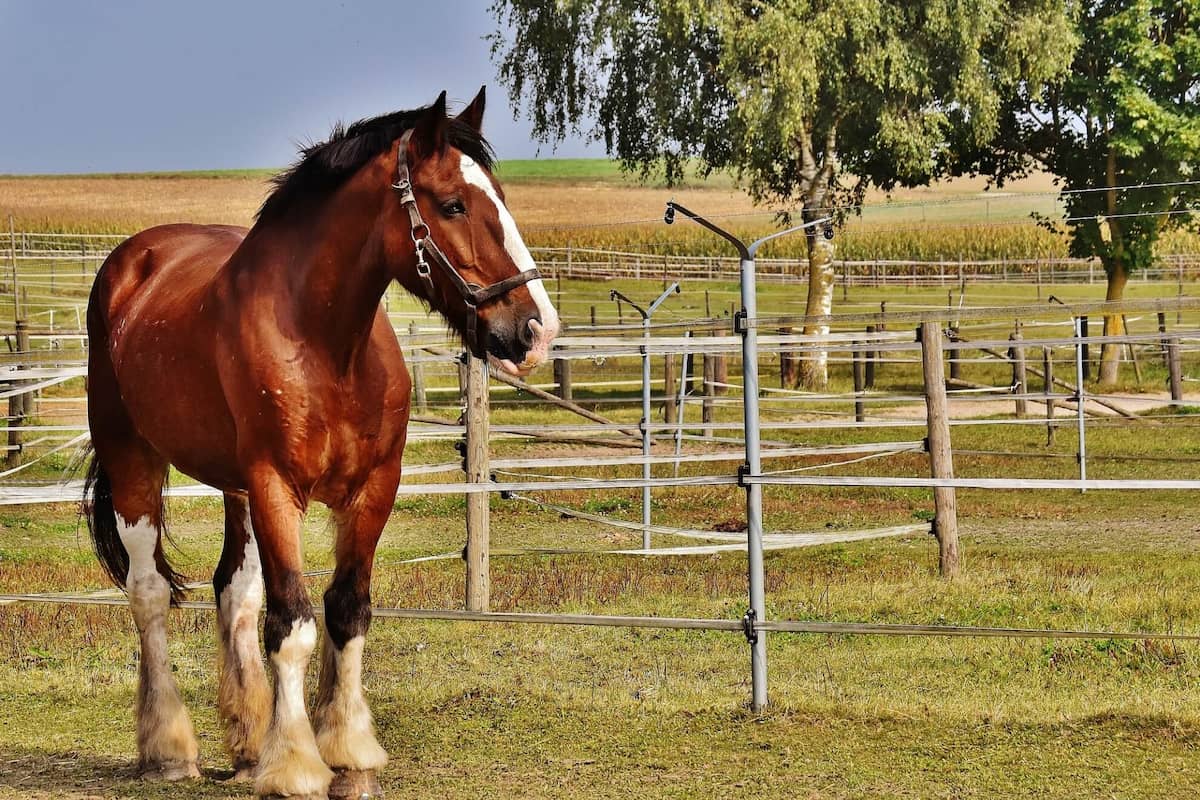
[441,199,466,217]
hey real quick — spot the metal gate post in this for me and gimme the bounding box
[1074,316,1088,492]
[738,255,768,711]
[665,202,830,713]
[611,284,680,549]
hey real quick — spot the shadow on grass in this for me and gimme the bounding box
[0,746,246,799]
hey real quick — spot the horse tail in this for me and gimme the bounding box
[83,448,187,604]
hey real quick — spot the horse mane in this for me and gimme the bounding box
[256,103,496,222]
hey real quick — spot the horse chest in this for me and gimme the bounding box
[264,375,407,502]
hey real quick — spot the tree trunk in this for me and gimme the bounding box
[1098,261,1128,387]
[797,230,836,390]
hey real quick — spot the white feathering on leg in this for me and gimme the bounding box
[254,617,333,797]
[117,513,200,777]
[314,634,388,770]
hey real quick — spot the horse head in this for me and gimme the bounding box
[386,89,560,377]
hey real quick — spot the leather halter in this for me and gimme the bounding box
[392,129,542,353]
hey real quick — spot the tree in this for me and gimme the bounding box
[489,0,1073,388]
[953,0,1200,386]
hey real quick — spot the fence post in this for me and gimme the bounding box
[920,322,960,578]
[1073,317,1088,492]
[701,352,715,437]
[1179,263,1185,325]
[8,215,19,321]
[1158,311,1169,367]
[1080,316,1090,380]
[464,354,490,612]
[554,355,572,401]
[1122,315,1143,387]
[1168,337,1183,403]
[457,353,469,405]
[1010,327,1027,419]
[864,325,877,389]
[948,323,961,385]
[852,342,865,423]
[738,252,769,712]
[16,321,30,418]
[409,322,427,413]
[663,352,678,424]
[1044,346,1056,446]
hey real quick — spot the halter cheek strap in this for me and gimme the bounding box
[393,130,542,353]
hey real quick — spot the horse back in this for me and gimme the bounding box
[90,224,247,331]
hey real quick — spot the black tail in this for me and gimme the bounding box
[83,451,188,604]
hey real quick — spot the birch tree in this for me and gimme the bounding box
[490,0,1072,388]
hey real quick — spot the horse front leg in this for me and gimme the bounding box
[247,468,332,800]
[313,476,396,800]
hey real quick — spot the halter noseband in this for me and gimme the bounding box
[392,129,542,354]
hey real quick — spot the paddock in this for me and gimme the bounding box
[2,229,1200,796]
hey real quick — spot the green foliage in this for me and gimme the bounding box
[489,0,1073,217]
[957,0,1200,277]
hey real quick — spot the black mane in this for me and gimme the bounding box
[257,105,496,221]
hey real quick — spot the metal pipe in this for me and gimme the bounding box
[642,312,652,546]
[666,201,831,714]
[1074,317,1088,492]
[611,283,680,549]
[739,256,768,712]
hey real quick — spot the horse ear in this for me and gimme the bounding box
[412,90,448,157]
[456,86,486,133]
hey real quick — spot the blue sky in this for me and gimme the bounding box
[0,0,600,173]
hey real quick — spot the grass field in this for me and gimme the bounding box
[1,162,1200,798]
[3,401,1200,798]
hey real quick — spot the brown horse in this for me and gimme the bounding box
[83,88,559,799]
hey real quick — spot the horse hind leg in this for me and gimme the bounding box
[214,493,272,780]
[86,444,200,780]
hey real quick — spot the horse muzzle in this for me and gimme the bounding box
[487,315,560,378]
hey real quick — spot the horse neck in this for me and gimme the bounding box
[243,169,395,369]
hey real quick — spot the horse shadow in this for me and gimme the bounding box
[0,745,248,798]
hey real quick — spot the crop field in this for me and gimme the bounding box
[1,163,1199,798]
[6,162,1197,260]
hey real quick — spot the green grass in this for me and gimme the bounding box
[1,256,1199,796]
[4,325,1200,797]
[494,158,736,189]
[3,451,1200,798]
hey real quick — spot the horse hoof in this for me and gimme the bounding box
[139,760,201,781]
[226,762,257,782]
[328,768,382,800]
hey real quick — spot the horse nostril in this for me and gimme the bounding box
[519,317,540,349]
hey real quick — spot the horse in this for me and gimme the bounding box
[82,87,559,799]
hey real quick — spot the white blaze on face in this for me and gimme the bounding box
[459,154,560,375]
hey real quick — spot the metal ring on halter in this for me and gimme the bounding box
[410,221,430,245]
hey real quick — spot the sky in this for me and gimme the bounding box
[0,0,601,174]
